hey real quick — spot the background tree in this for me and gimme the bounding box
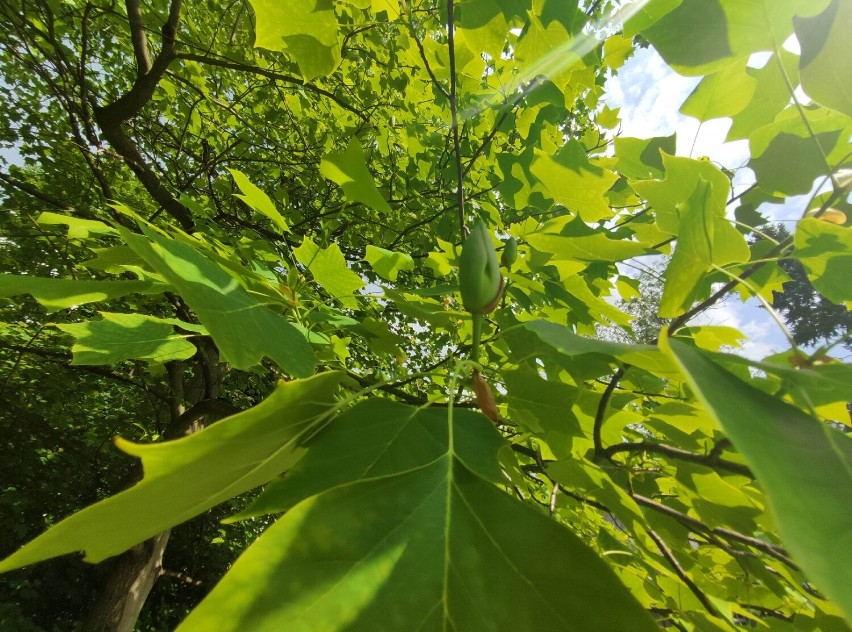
[0,0,850,630]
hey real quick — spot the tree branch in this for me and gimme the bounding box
[593,365,626,460]
[632,493,797,570]
[603,441,753,477]
[174,52,365,119]
[93,0,194,231]
[124,0,152,75]
[648,529,721,617]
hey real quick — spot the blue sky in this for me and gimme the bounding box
[603,46,804,360]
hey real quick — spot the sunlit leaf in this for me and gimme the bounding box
[795,0,852,117]
[530,142,619,222]
[248,0,340,81]
[364,245,414,281]
[179,402,659,631]
[228,169,289,233]
[320,139,392,214]
[663,338,852,620]
[56,312,205,365]
[660,178,750,317]
[0,273,161,312]
[0,373,342,570]
[792,218,852,306]
[120,226,316,376]
[294,237,365,308]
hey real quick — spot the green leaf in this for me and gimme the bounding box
[232,399,507,518]
[228,169,289,232]
[748,106,849,196]
[56,312,205,365]
[529,142,619,222]
[36,212,116,239]
[0,274,161,312]
[294,237,365,308]
[660,178,750,317]
[662,339,852,620]
[526,230,649,263]
[613,134,676,180]
[792,218,852,306]
[319,139,392,214]
[0,373,343,570]
[522,319,677,377]
[726,50,799,141]
[247,0,340,81]
[631,154,731,235]
[795,0,852,117]
[178,402,659,631]
[641,0,831,75]
[120,226,315,377]
[364,245,414,282]
[680,58,756,122]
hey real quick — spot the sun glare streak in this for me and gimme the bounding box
[457,0,654,123]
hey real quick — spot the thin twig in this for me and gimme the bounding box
[446,0,465,236]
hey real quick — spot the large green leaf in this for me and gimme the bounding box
[56,312,206,365]
[364,245,414,282]
[631,154,730,235]
[679,58,755,122]
[120,225,315,377]
[294,237,365,308]
[247,0,340,81]
[792,218,852,306]
[522,319,677,377]
[726,50,799,141]
[641,0,831,75]
[795,0,852,117]
[0,373,342,570]
[662,339,852,620]
[179,401,659,631]
[526,230,649,263]
[660,178,750,317]
[319,139,392,214]
[228,169,289,233]
[529,142,619,222]
[0,273,161,312]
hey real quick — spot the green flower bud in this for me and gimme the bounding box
[459,219,503,314]
[501,237,518,268]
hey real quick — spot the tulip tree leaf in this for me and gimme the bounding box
[641,0,831,75]
[120,226,316,377]
[36,212,116,239]
[0,273,162,313]
[680,58,756,122]
[294,237,365,308]
[795,0,852,117]
[530,142,619,222]
[178,401,659,632]
[0,373,343,571]
[660,178,750,317]
[364,245,414,282]
[247,0,340,81]
[56,312,206,365]
[662,339,852,620]
[228,169,289,233]
[631,154,732,236]
[792,218,852,307]
[320,139,392,214]
[526,231,649,263]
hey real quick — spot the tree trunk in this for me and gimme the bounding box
[81,531,170,632]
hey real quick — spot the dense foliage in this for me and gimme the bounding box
[1,0,850,629]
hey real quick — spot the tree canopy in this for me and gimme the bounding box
[0,0,851,630]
